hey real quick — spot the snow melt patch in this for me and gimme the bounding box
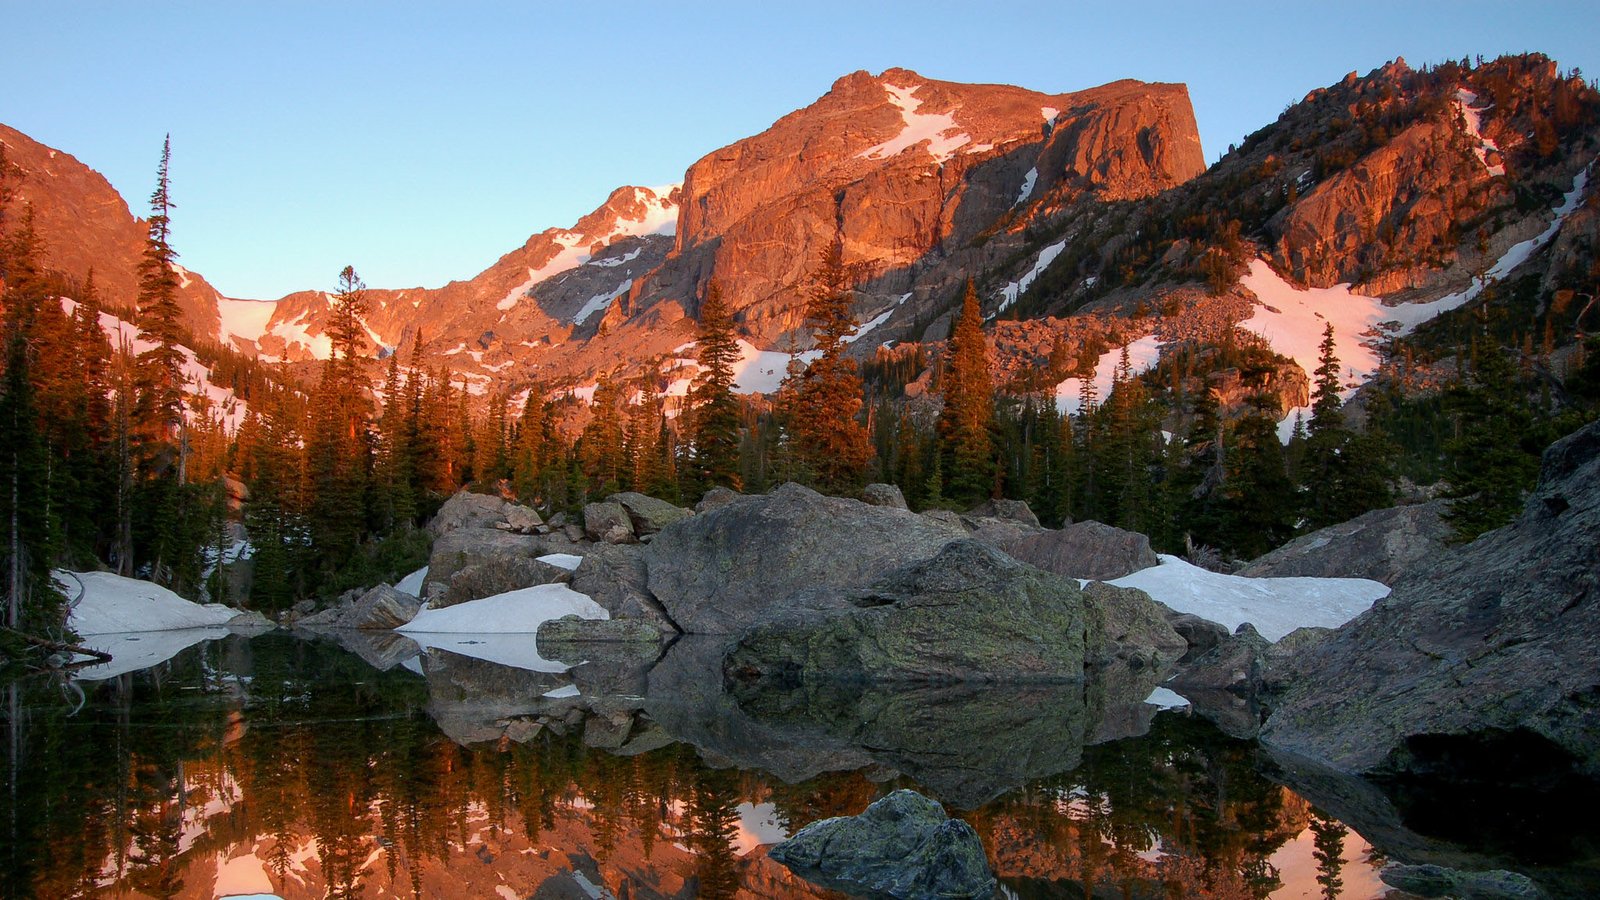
[65,570,242,635]
[399,584,607,634]
[1143,687,1191,710]
[733,340,820,394]
[1014,167,1039,206]
[572,279,632,325]
[65,299,252,432]
[859,81,974,165]
[1053,333,1164,415]
[1109,555,1388,642]
[542,684,581,699]
[996,240,1066,316]
[394,566,429,598]
[537,553,584,572]
[1455,89,1506,178]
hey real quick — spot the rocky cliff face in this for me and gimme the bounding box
[642,70,1203,347]
[1261,419,1600,778]
[0,123,229,335]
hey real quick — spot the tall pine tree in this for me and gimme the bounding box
[936,280,997,505]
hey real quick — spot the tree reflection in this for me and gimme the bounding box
[1,634,1350,899]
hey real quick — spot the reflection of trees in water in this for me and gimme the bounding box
[4,636,1330,899]
[1310,810,1348,900]
[967,714,1306,899]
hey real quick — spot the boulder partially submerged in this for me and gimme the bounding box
[726,540,1092,683]
[769,789,996,900]
[642,482,962,635]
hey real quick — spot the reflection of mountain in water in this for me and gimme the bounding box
[0,630,1463,898]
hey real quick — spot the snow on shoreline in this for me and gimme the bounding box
[65,571,245,635]
[395,584,608,672]
[1109,555,1388,642]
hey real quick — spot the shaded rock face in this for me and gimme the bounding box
[1080,582,1187,671]
[1239,499,1451,585]
[570,543,678,634]
[1381,864,1548,900]
[421,527,542,606]
[583,501,636,544]
[967,497,1040,527]
[1004,520,1160,580]
[642,483,962,635]
[769,790,997,900]
[727,540,1088,683]
[428,490,514,538]
[1262,420,1600,779]
[439,556,571,608]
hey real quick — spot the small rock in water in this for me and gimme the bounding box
[769,789,996,899]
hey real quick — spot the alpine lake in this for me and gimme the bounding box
[1,627,1593,900]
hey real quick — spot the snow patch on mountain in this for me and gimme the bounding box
[572,279,633,326]
[1241,162,1591,438]
[859,81,974,165]
[996,240,1067,317]
[1054,333,1163,415]
[216,297,277,346]
[1015,167,1039,206]
[64,299,252,432]
[1454,88,1505,177]
[263,309,334,361]
[495,186,678,313]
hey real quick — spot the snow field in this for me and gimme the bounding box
[1109,554,1388,642]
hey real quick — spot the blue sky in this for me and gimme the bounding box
[5,2,1598,300]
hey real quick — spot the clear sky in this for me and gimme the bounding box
[5,1,1597,300]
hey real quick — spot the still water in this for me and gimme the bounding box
[2,630,1391,899]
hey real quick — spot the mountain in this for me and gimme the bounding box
[4,55,1597,421]
[0,123,230,335]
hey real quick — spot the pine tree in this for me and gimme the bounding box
[688,282,742,492]
[132,136,188,458]
[305,267,375,581]
[785,242,874,493]
[1216,394,1296,559]
[1300,324,1394,530]
[936,280,997,506]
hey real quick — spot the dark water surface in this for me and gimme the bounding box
[0,629,1430,899]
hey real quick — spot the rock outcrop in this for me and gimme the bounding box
[1239,499,1451,585]
[1262,420,1600,778]
[769,790,997,900]
[642,483,962,634]
[605,492,691,537]
[297,584,421,630]
[1002,520,1160,580]
[726,540,1090,683]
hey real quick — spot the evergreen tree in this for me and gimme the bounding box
[305,267,375,581]
[1215,395,1296,559]
[1300,324,1394,530]
[131,136,187,458]
[688,282,741,491]
[784,242,874,493]
[936,280,998,506]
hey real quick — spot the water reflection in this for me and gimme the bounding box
[1,632,1386,899]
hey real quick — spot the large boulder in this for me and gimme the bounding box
[420,527,541,606]
[605,492,691,537]
[1262,420,1600,778]
[967,497,1040,527]
[642,482,962,634]
[769,789,997,900]
[1004,520,1159,580]
[437,556,571,607]
[570,543,678,633]
[861,483,908,509]
[294,584,421,630]
[1080,582,1188,671]
[583,501,636,544]
[427,490,516,538]
[725,540,1088,683]
[1238,499,1451,585]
